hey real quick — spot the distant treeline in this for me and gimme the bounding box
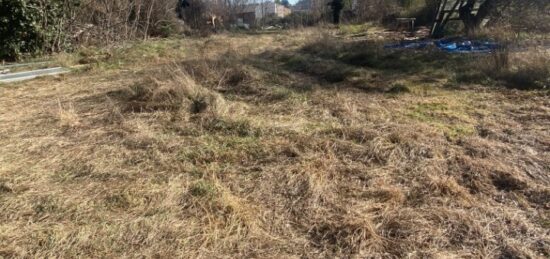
[1,0,547,60]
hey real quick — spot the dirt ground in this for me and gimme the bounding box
[0,28,549,258]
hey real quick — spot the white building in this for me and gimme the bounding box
[237,2,292,25]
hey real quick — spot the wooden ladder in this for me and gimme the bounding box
[431,0,484,37]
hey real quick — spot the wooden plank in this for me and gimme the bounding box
[431,0,449,35]
[441,0,463,25]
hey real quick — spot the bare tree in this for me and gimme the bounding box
[353,0,402,22]
[456,0,550,35]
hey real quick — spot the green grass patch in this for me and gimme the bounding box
[189,180,218,198]
[200,117,261,137]
[178,135,267,165]
[410,102,449,119]
[338,23,373,36]
[76,38,188,70]
[282,53,359,83]
[408,102,475,139]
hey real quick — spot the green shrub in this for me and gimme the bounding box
[0,0,43,59]
[0,0,78,60]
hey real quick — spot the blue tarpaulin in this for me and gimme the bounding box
[434,38,500,53]
[385,38,501,53]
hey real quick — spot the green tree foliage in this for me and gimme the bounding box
[0,0,42,60]
[0,0,79,60]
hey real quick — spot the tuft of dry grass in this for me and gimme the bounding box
[56,100,81,129]
[460,47,550,90]
[124,70,226,116]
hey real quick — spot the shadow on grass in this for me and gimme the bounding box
[253,37,548,91]
[296,40,461,74]
[249,38,475,92]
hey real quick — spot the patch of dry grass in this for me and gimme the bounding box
[0,28,548,258]
[456,47,550,90]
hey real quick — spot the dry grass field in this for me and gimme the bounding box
[0,27,549,258]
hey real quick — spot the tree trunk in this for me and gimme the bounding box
[459,0,496,35]
[459,0,477,35]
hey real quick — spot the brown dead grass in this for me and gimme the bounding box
[0,28,548,258]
